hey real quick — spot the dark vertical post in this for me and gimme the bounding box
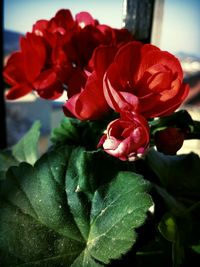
[122,0,155,43]
[0,0,7,149]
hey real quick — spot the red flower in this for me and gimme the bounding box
[33,9,115,70]
[4,9,133,101]
[63,45,118,120]
[103,41,189,118]
[32,9,77,44]
[98,112,149,161]
[4,34,47,99]
[67,25,114,70]
[154,127,185,155]
[4,33,67,100]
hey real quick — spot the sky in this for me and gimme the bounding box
[159,0,200,56]
[3,0,124,31]
[3,0,200,57]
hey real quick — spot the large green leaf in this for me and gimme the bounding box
[147,149,200,264]
[12,121,41,165]
[0,146,152,266]
[146,149,200,203]
[87,171,152,264]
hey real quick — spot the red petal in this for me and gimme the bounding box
[138,47,183,81]
[54,9,75,30]
[141,83,190,118]
[114,28,134,44]
[76,12,95,28]
[6,84,32,100]
[63,93,82,120]
[97,24,115,43]
[89,45,117,77]
[114,41,143,84]
[34,69,63,99]
[33,69,57,89]
[3,52,26,85]
[36,81,63,100]
[103,65,139,113]
[67,69,87,98]
[20,34,46,82]
[32,19,48,35]
[77,73,110,120]
[65,72,110,120]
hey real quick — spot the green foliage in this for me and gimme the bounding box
[51,115,117,150]
[0,150,18,180]
[1,114,200,267]
[0,144,152,266]
[51,117,84,145]
[0,121,41,180]
[192,244,200,254]
[149,110,193,134]
[159,213,178,242]
[158,213,184,267]
[12,121,41,165]
[147,148,200,266]
[146,149,200,203]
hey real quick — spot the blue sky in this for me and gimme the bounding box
[159,0,200,56]
[3,0,200,56]
[4,0,124,31]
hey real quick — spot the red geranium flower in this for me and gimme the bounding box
[4,9,133,101]
[98,111,149,161]
[103,41,189,118]
[63,45,118,120]
[4,34,47,99]
[4,32,67,100]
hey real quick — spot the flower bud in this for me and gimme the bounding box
[155,127,185,155]
[98,112,149,161]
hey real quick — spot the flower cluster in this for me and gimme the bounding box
[4,9,132,100]
[4,9,189,160]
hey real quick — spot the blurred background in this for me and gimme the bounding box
[3,0,200,155]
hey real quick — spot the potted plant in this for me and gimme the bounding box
[1,9,200,267]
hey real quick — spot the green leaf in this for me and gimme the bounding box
[172,241,185,267]
[12,121,41,165]
[70,251,103,267]
[158,213,178,242]
[158,213,184,267]
[51,117,83,145]
[0,147,85,267]
[87,171,152,264]
[149,110,193,134]
[192,244,200,254]
[176,202,200,246]
[51,117,111,150]
[146,149,200,203]
[65,147,91,241]
[0,146,152,266]
[0,150,18,179]
[147,148,200,264]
